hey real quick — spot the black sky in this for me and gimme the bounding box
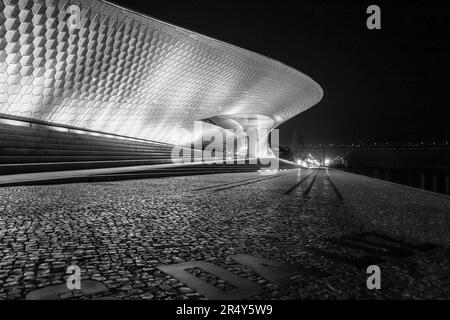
[109,0,450,147]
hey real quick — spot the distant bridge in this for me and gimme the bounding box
[296,143,450,152]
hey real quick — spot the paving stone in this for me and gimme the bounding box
[0,170,448,299]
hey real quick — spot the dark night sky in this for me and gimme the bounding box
[109,0,450,147]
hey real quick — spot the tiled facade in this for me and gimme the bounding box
[0,0,322,144]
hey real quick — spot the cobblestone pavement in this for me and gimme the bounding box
[0,168,449,300]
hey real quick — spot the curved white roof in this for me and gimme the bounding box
[0,0,323,145]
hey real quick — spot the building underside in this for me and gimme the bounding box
[0,0,323,168]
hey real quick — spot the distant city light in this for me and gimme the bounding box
[324,158,330,166]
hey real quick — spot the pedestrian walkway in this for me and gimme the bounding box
[0,168,449,299]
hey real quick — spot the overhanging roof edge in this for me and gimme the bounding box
[98,0,323,100]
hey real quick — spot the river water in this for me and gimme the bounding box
[342,167,450,196]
